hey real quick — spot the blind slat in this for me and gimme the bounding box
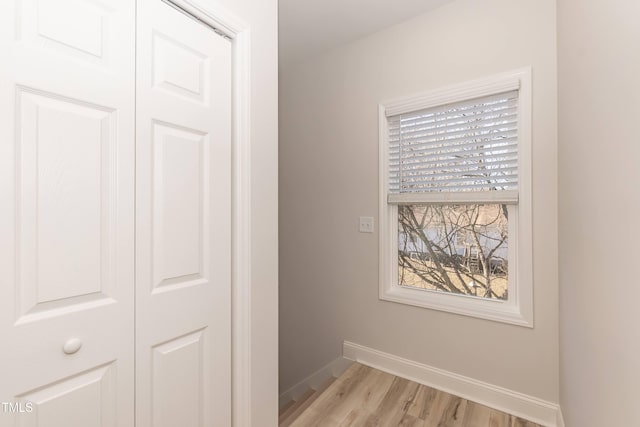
[390,120,518,144]
[390,166,519,182]
[389,172,519,187]
[389,137,518,158]
[390,105,518,133]
[389,158,519,177]
[390,181,519,192]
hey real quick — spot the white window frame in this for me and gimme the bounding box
[378,68,533,327]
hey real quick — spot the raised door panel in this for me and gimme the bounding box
[17,0,110,66]
[152,122,208,292]
[152,331,206,427]
[152,32,209,104]
[15,88,117,323]
[15,364,116,427]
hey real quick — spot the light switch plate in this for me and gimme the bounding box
[359,216,374,233]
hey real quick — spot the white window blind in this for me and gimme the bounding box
[387,90,520,204]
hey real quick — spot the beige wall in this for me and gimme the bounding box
[279,0,558,401]
[558,0,640,425]
[198,0,279,424]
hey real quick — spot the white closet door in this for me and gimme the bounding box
[135,1,232,426]
[0,0,135,426]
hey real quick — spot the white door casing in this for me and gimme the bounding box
[0,0,135,426]
[135,1,232,426]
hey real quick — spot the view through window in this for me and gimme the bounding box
[398,204,508,300]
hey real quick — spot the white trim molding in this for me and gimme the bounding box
[343,341,562,427]
[278,357,354,409]
[382,68,525,117]
[164,2,254,426]
[556,409,566,427]
[378,67,534,327]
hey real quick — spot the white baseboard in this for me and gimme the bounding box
[278,356,354,409]
[556,408,565,427]
[343,341,561,427]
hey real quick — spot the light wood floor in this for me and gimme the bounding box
[283,363,543,427]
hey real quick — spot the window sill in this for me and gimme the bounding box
[380,284,533,328]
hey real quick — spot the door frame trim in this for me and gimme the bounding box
[162,2,253,425]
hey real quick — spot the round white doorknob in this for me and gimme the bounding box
[62,338,83,355]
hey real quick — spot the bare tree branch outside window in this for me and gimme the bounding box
[398,204,508,300]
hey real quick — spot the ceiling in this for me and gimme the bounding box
[279,0,452,66]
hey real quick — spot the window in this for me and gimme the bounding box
[379,69,533,327]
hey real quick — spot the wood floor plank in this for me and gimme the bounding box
[406,385,439,420]
[397,413,423,427]
[279,389,315,425]
[438,395,467,427]
[416,391,467,427]
[421,389,454,426]
[336,409,383,427]
[281,378,339,427]
[281,363,544,427]
[291,364,373,426]
[336,409,360,427]
[364,376,421,426]
[357,367,397,412]
[461,401,492,427]
[489,409,511,427]
[508,415,540,427]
